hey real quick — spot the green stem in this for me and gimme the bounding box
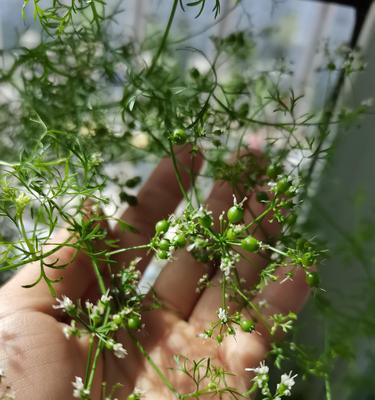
[106,244,150,257]
[86,243,106,295]
[235,287,272,332]
[84,335,95,383]
[86,307,111,392]
[90,1,101,32]
[147,0,179,75]
[92,258,106,295]
[169,141,190,204]
[262,244,288,257]
[86,341,104,391]
[324,373,332,400]
[130,333,179,397]
[19,214,35,254]
[0,234,76,272]
[243,204,273,231]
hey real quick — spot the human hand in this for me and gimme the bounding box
[0,146,310,399]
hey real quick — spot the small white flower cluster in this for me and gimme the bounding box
[198,331,210,340]
[275,371,298,397]
[127,387,145,399]
[53,295,76,314]
[245,361,297,399]
[72,376,90,399]
[196,273,209,293]
[245,360,269,388]
[86,292,113,324]
[219,251,240,277]
[54,292,115,339]
[63,320,80,339]
[192,206,212,220]
[217,307,228,324]
[106,339,127,359]
[163,224,180,242]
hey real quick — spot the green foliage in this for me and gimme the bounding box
[0,1,372,399]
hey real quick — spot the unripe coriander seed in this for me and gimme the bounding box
[241,236,259,252]
[155,219,169,234]
[240,319,255,332]
[127,316,141,330]
[227,205,244,224]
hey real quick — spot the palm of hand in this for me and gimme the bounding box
[0,148,309,399]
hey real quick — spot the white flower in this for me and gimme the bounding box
[219,252,240,277]
[63,320,80,339]
[53,295,75,313]
[100,292,113,304]
[85,301,93,311]
[245,360,269,375]
[90,302,105,321]
[72,376,90,399]
[132,387,145,398]
[277,371,297,396]
[219,257,233,277]
[246,361,270,389]
[198,332,210,340]
[109,341,127,359]
[113,342,127,358]
[217,307,228,324]
[164,225,179,241]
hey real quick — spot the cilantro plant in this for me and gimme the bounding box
[0,1,372,399]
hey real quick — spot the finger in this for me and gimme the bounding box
[150,178,234,319]
[189,190,279,327]
[0,205,110,315]
[112,145,202,273]
[220,267,310,382]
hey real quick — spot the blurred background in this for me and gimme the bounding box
[1,1,374,399]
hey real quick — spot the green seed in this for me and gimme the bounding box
[157,250,169,260]
[170,128,187,144]
[127,316,141,330]
[173,234,186,248]
[241,236,259,252]
[159,239,170,251]
[240,319,255,333]
[227,205,244,224]
[225,228,237,241]
[276,177,291,194]
[267,163,282,180]
[155,219,169,234]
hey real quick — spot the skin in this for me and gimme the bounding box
[0,146,310,399]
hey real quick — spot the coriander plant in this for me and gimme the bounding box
[0,1,372,399]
